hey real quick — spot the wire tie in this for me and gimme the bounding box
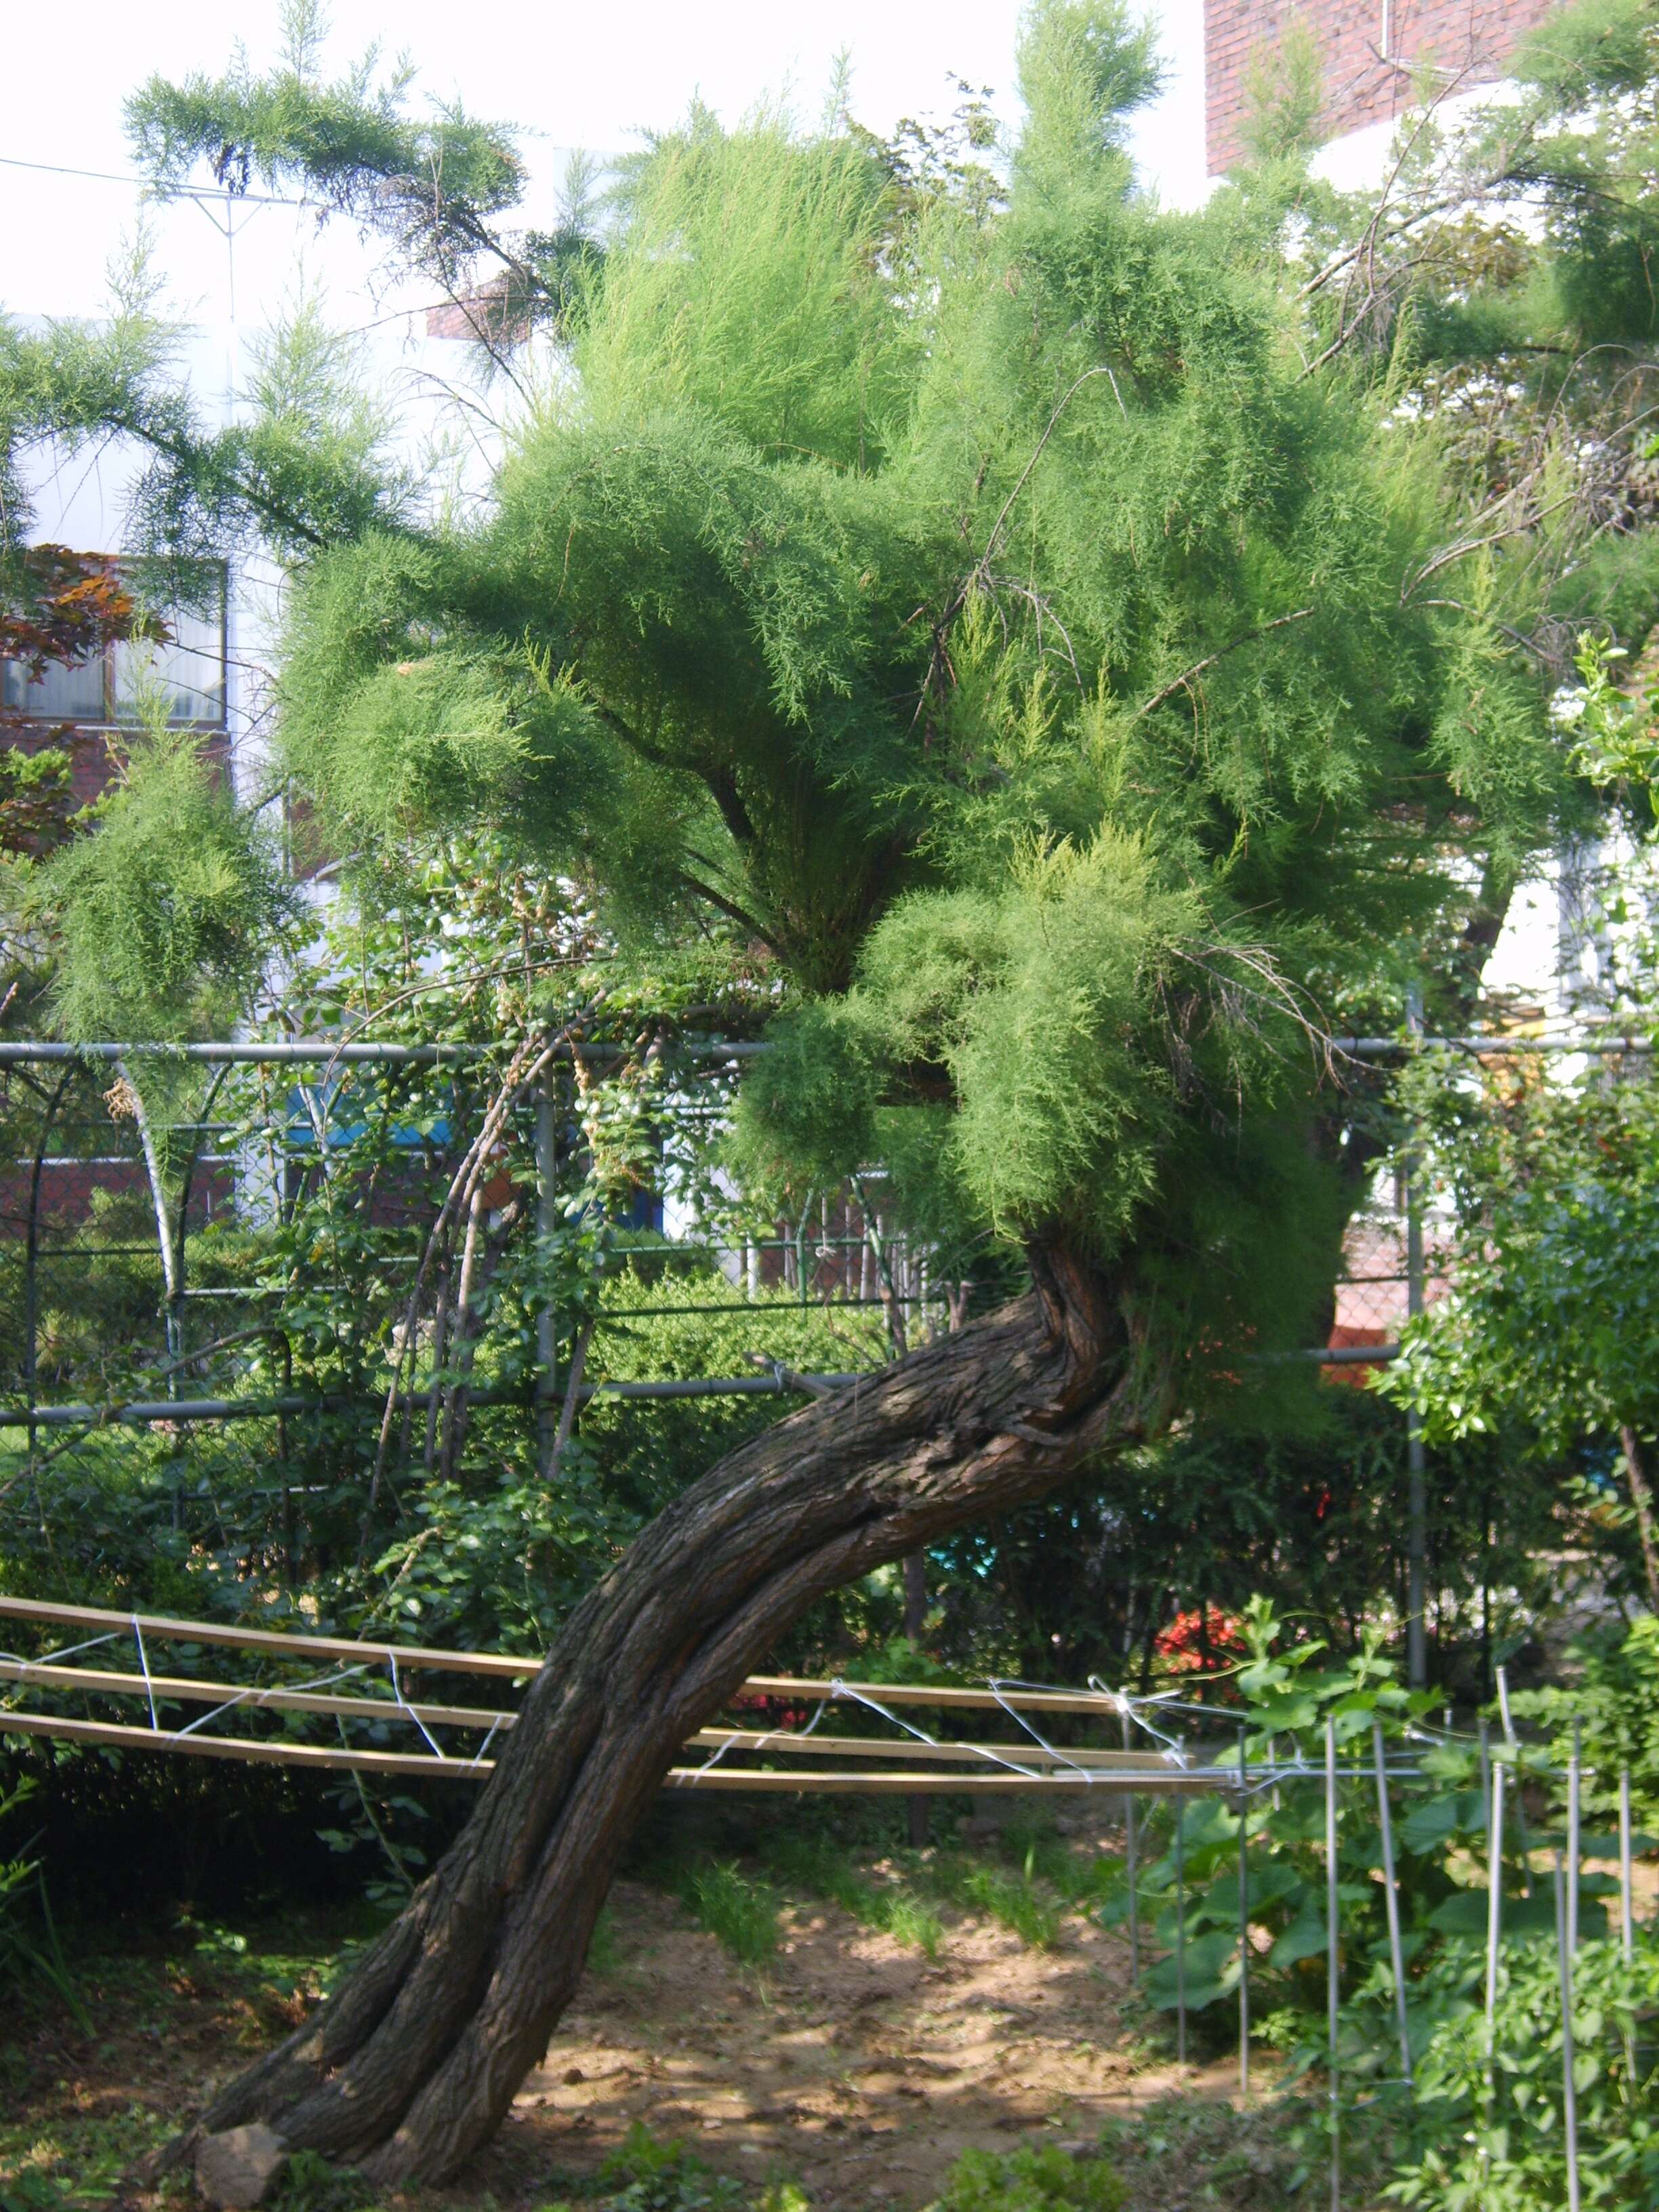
[131,1616,160,1733]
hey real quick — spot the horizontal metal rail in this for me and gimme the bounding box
[0,1033,1646,1067]
[0,1038,769,1065]
[0,1372,870,1428]
[0,1335,1398,1429]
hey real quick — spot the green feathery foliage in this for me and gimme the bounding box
[36,729,293,1040]
[20,0,1654,1387]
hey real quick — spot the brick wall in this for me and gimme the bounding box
[1205,0,1559,175]
[1,722,232,815]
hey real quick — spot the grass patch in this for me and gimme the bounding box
[921,1845,1065,1950]
[679,1862,780,1965]
[760,1832,944,1959]
[958,1863,1063,1950]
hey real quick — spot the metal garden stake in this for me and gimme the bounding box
[1326,1714,1340,2212]
[1554,1853,1582,2212]
[1123,1700,1139,1978]
[1485,1755,1505,2050]
[1568,1719,1582,1957]
[1372,1718,1411,2087]
[1175,1795,1187,2066]
[1237,1723,1250,2094]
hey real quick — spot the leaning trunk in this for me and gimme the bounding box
[1620,1425,1659,1614]
[167,1245,1147,2186]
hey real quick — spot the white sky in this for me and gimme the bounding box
[1,0,1207,327]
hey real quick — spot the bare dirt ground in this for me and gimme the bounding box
[509,1869,1237,2206]
[1,1818,1256,2211]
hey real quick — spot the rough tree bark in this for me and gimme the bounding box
[165,1244,1150,2187]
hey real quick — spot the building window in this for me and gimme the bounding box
[1,565,226,730]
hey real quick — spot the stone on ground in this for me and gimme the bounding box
[195,2123,289,2209]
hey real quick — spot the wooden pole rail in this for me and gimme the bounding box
[0,1658,1183,1769]
[0,1595,1169,1719]
[0,1707,1223,1790]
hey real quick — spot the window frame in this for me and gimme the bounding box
[0,558,229,733]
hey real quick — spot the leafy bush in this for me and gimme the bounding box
[1508,1614,1659,1825]
[1387,1936,1659,2210]
[927,2143,1123,2212]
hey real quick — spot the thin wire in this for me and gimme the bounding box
[829,1678,1057,1783]
[386,1650,448,1763]
[130,1616,159,1733]
[173,1661,365,1740]
[679,1696,832,1784]
[0,152,302,208]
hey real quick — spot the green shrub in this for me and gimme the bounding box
[928,2143,1124,2212]
[268,2151,376,2212]
[681,1861,780,1965]
[537,2127,809,2212]
[1508,1614,1659,1825]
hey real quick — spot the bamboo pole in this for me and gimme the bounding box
[0,1595,1211,1720]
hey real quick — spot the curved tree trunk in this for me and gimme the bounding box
[169,1245,1147,2186]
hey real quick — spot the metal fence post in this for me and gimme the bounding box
[1405,989,1428,1690]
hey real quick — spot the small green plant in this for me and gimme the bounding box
[881,1889,946,1959]
[960,1861,1063,1950]
[592,2124,747,2212]
[536,2125,806,2212]
[268,2150,376,2212]
[924,1844,1064,1950]
[0,2176,73,2212]
[763,1830,943,1957]
[927,2142,1123,2212]
[1097,2093,1399,2209]
[681,1861,780,1966]
[0,1781,89,2032]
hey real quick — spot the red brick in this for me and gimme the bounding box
[1205,0,1559,173]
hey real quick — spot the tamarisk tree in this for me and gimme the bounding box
[6,0,1655,2181]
